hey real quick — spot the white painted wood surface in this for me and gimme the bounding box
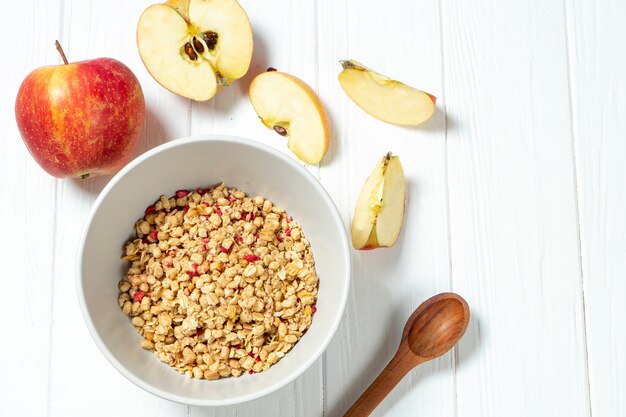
[1,0,623,416]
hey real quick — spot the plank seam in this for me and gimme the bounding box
[314,0,329,414]
[46,2,65,414]
[562,0,593,415]
[313,0,322,184]
[47,179,60,417]
[438,0,458,416]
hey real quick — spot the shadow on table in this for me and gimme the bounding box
[70,105,168,196]
[234,30,270,100]
[401,107,454,134]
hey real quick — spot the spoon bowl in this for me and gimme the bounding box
[406,293,470,359]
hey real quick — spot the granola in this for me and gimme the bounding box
[117,184,318,379]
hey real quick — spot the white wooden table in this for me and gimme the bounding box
[2,0,624,416]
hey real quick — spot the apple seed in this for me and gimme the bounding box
[273,125,288,136]
[203,31,218,50]
[192,37,205,53]
[184,42,197,61]
[267,67,277,72]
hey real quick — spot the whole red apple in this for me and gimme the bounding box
[15,41,145,178]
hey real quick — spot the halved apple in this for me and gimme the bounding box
[351,153,406,250]
[338,60,436,126]
[249,70,330,164]
[137,0,253,101]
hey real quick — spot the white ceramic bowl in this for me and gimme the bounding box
[77,135,350,406]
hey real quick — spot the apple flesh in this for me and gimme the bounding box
[351,153,406,250]
[137,0,253,101]
[338,60,436,126]
[15,43,145,179]
[249,70,330,164]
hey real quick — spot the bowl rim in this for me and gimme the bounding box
[76,134,351,406]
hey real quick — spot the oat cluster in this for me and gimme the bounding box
[117,184,318,380]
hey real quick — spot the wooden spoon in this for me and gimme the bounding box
[344,292,470,417]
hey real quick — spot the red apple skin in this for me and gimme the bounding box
[15,58,145,178]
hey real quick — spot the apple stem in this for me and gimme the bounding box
[55,40,69,65]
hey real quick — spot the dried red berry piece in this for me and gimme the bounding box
[227,195,235,202]
[277,235,284,242]
[220,246,230,254]
[311,305,317,314]
[148,230,158,241]
[235,236,243,244]
[145,206,156,215]
[196,187,205,194]
[175,190,189,198]
[286,215,292,223]
[216,208,223,216]
[183,205,190,214]
[285,229,291,237]
[133,290,145,302]
[235,344,241,349]
[248,370,256,375]
[248,352,254,357]
[244,254,259,262]
[255,356,261,362]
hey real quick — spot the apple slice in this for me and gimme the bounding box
[249,70,330,164]
[351,153,406,250]
[137,0,253,101]
[338,60,436,126]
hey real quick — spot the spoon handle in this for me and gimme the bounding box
[343,344,418,417]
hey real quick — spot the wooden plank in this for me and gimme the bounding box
[317,0,454,415]
[565,0,626,415]
[0,2,61,416]
[441,0,591,415]
[189,1,323,416]
[46,1,189,416]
